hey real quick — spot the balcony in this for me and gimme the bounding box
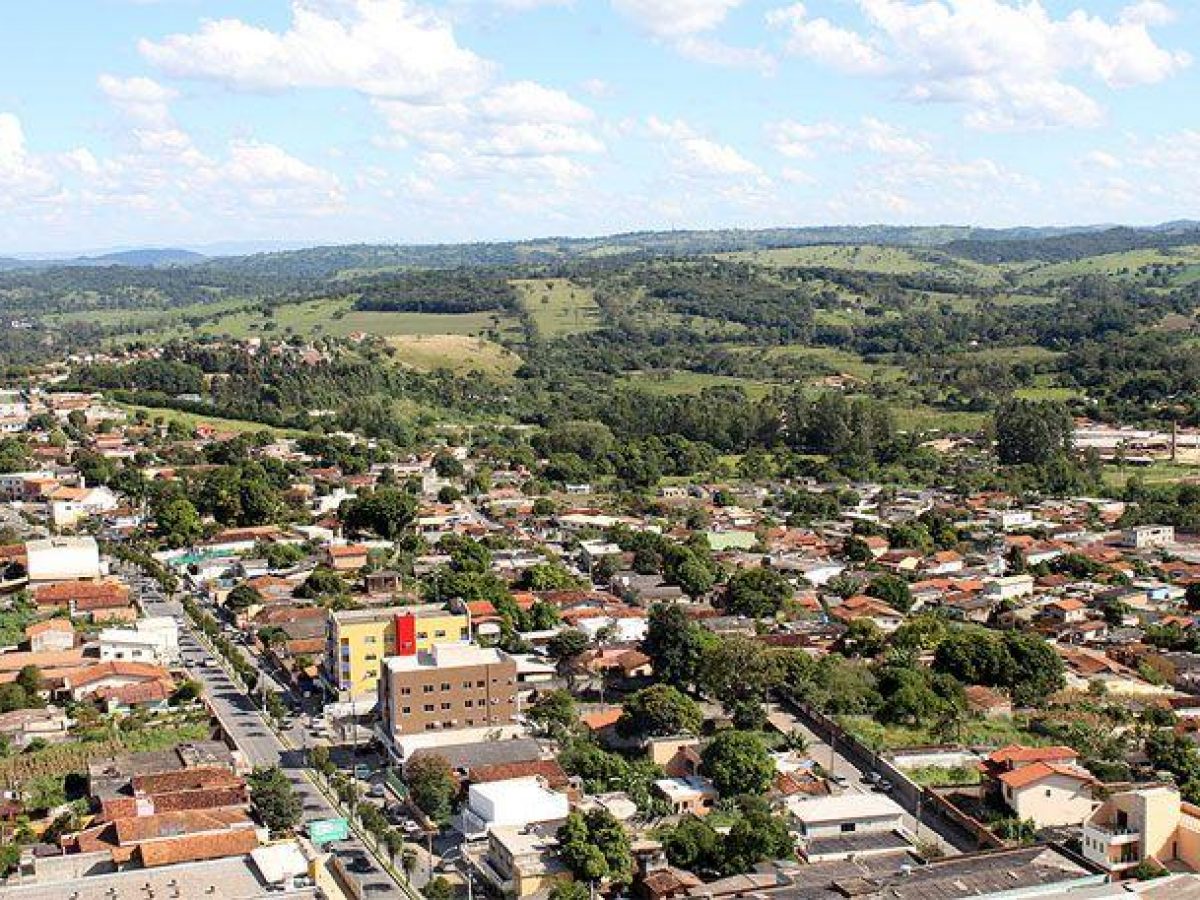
[1085,821,1140,842]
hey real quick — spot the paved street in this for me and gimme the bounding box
[118,562,416,900]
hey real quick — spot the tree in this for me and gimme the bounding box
[642,603,711,689]
[548,628,590,668]
[528,689,578,740]
[152,494,203,547]
[15,665,43,705]
[341,487,418,540]
[425,877,454,900]
[405,754,456,825]
[294,565,347,600]
[994,398,1072,466]
[701,731,774,797]
[618,684,702,739]
[225,583,262,613]
[661,816,722,873]
[835,618,886,658]
[696,634,782,704]
[248,766,302,836]
[522,563,584,592]
[548,881,591,900]
[721,796,793,873]
[557,809,632,886]
[724,567,791,619]
[170,679,203,704]
[866,574,912,613]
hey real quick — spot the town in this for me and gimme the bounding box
[1,360,1200,900]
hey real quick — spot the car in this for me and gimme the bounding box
[862,772,881,785]
[829,774,850,788]
[367,783,387,799]
[875,779,894,793]
[353,763,373,780]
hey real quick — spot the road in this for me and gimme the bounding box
[118,562,416,900]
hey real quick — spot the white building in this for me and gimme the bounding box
[1122,525,1175,550]
[99,617,180,665]
[460,776,570,839]
[786,793,909,861]
[25,536,102,583]
[983,574,1035,601]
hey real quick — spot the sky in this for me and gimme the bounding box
[0,0,1198,253]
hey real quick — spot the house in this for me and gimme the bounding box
[785,793,909,862]
[982,574,1035,601]
[1042,597,1089,625]
[654,776,718,817]
[980,745,1096,829]
[33,579,134,622]
[99,766,249,821]
[473,823,571,899]
[994,761,1096,828]
[62,660,175,705]
[325,543,369,572]
[24,618,74,653]
[98,617,180,666]
[922,550,964,576]
[0,707,73,750]
[829,595,904,631]
[460,776,570,838]
[64,807,261,869]
[1082,785,1200,873]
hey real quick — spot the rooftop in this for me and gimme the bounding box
[384,643,506,672]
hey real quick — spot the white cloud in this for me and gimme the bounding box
[478,81,594,124]
[98,75,178,129]
[140,0,491,102]
[613,0,745,38]
[768,0,1191,130]
[647,117,761,178]
[0,114,57,199]
[768,117,927,158]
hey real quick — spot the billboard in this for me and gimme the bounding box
[308,818,350,844]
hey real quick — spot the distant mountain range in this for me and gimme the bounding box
[2,221,1198,274]
[0,248,206,271]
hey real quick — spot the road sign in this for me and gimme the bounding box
[308,818,350,844]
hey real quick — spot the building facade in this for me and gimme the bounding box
[378,643,518,742]
[325,603,470,703]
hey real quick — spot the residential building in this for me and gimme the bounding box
[785,793,909,862]
[25,536,101,583]
[460,775,570,838]
[982,574,1035,601]
[981,744,1096,828]
[1082,785,1200,874]
[1123,525,1176,550]
[473,823,572,899]
[377,643,518,744]
[325,603,470,704]
[24,618,74,653]
[98,616,180,666]
[654,776,718,817]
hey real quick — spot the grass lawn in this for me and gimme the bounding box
[385,334,521,377]
[904,765,982,788]
[512,277,601,338]
[967,345,1063,364]
[757,345,907,382]
[1013,386,1080,401]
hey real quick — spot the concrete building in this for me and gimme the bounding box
[460,775,570,838]
[654,775,718,817]
[378,643,518,745]
[325,603,470,706]
[473,824,571,899]
[1123,525,1176,550]
[98,616,180,666]
[785,793,907,862]
[1083,785,1200,874]
[25,536,101,583]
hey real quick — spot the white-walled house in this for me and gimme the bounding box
[98,617,180,666]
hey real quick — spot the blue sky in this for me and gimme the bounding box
[0,0,1197,252]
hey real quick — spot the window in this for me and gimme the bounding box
[365,635,378,644]
[441,682,451,691]
[423,704,434,713]
[365,653,377,662]
[400,687,411,696]
[434,630,446,638]
[477,680,486,688]
[416,631,428,641]
[460,628,469,640]
[462,681,472,690]
[1045,790,1052,798]
[841,823,856,833]
[423,685,434,694]
[401,706,411,715]
[464,700,473,708]
[441,702,451,710]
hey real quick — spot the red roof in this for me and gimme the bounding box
[986,744,1078,765]
[998,761,1094,790]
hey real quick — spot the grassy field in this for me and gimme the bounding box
[1013,386,1080,401]
[905,765,982,787]
[1020,245,1200,285]
[619,370,776,400]
[386,334,521,377]
[1102,460,1200,489]
[96,296,524,345]
[118,403,297,436]
[513,277,601,338]
[839,715,1043,752]
[724,244,933,274]
[892,406,989,433]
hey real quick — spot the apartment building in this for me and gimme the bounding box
[378,643,518,743]
[324,603,470,704]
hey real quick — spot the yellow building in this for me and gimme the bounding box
[325,603,470,704]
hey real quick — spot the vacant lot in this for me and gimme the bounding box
[620,370,775,400]
[513,277,601,338]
